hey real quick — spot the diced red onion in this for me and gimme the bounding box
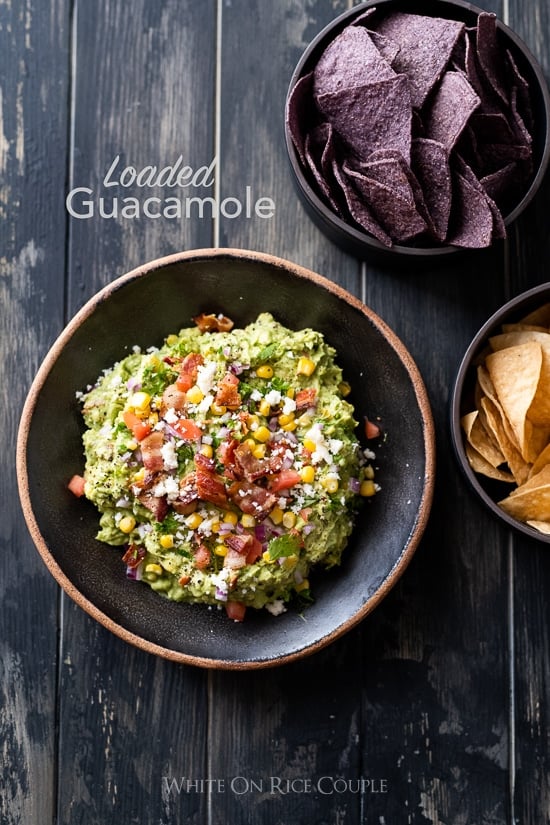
[348,478,361,493]
[126,561,143,581]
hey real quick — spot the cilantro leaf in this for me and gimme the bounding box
[267,533,301,560]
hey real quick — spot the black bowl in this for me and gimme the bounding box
[17,248,435,668]
[285,0,550,264]
[451,282,550,543]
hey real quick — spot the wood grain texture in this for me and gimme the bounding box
[1,1,70,823]
[57,1,218,823]
[507,2,550,822]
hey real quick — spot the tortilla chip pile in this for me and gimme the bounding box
[286,9,535,249]
[461,302,550,534]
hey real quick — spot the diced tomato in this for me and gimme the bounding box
[68,474,86,497]
[299,507,312,522]
[172,418,202,441]
[175,372,194,392]
[225,600,246,622]
[364,418,381,440]
[123,410,152,442]
[269,469,302,492]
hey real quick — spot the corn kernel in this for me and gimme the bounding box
[303,438,317,453]
[282,554,298,570]
[365,464,375,480]
[296,357,316,376]
[127,439,138,451]
[339,381,351,397]
[223,511,239,525]
[286,387,295,399]
[200,443,214,458]
[166,333,179,346]
[300,465,315,484]
[145,563,163,575]
[360,480,376,497]
[214,544,228,557]
[282,511,296,529]
[210,402,227,415]
[281,421,298,432]
[252,443,266,460]
[186,385,204,404]
[185,512,203,530]
[241,513,256,528]
[259,399,271,417]
[210,521,221,533]
[296,413,312,429]
[278,412,295,426]
[148,412,159,426]
[270,506,284,525]
[130,391,151,411]
[295,578,310,593]
[256,365,273,379]
[322,477,339,493]
[253,425,271,443]
[119,515,136,533]
[160,534,174,549]
[244,437,257,450]
[132,468,146,485]
[262,550,275,564]
[247,414,260,430]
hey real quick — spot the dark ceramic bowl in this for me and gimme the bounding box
[17,248,435,668]
[451,282,550,543]
[285,0,550,264]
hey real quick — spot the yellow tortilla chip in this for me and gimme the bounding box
[526,520,550,534]
[465,442,514,482]
[461,410,506,468]
[499,464,550,522]
[489,330,550,425]
[529,442,550,479]
[519,301,550,328]
[485,341,543,461]
[480,396,531,485]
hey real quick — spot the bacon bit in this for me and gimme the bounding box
[140,431,165,472]
[215,372,241,409]
[299,507,312,522]
[225,533,253,554]
[176,352,204,392]
[217,438,239,477]
[137,491,169,522]
[122,544,146,568]
[295,387,318,410]
[227,481,277,519]
[194,454,228,507]
[173,472,198,513]
[193,313,234,333]
[233,442,269,482]
[267,439,295,473]
[194,543,211,570]
[364,418,381,440]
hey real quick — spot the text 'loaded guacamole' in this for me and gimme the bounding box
[75,312,379,621]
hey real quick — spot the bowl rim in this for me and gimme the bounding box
[16,247,436,668]
[284,0,550,259]
[450,281,550,543]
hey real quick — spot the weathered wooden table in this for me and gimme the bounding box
[3,1,550,823]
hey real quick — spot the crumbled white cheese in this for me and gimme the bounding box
[161,440,178,471]
[264,389,282,407]
[282,396,296,415]
[164,407,178,424]
[265,599,287,616]
[196,360,218,395]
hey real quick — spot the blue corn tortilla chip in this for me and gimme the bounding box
[411,138,453,242]
[447,170,495,247]
[286,71,314,166]
[316,74,413,164]
[313,25,395,98]
[375,12,465,108]
[304,123,342,214]
[476,12,509,105]
[331,158,393,246]
[424,70,480,150]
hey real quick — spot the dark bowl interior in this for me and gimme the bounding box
[285,0,550,264]
[451,281,550,543]
[18,249,435,668]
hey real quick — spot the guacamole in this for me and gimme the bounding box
[75,312,378,620]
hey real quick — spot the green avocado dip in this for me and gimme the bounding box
[73,312,379,621]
